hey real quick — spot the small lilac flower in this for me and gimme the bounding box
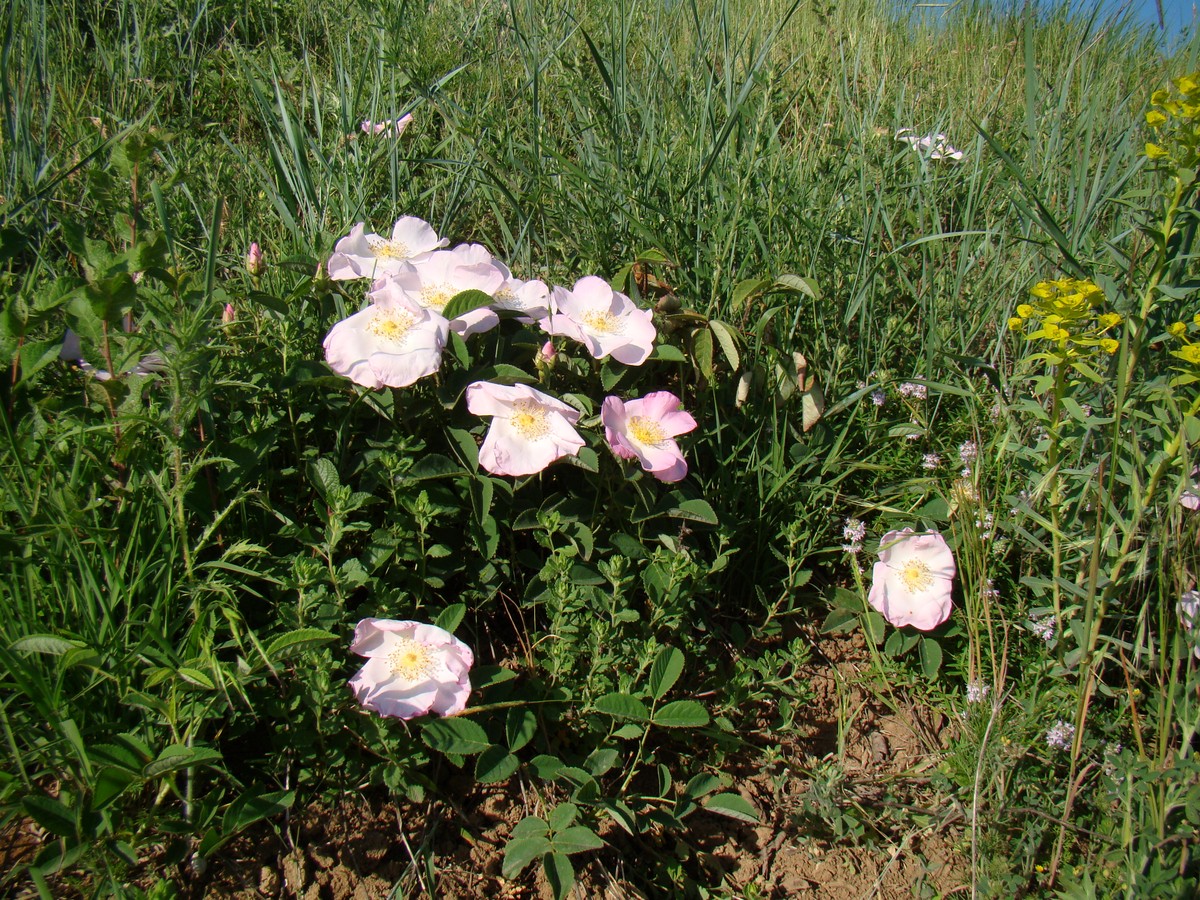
[958,440,978,464]
[842,518,866,554]
[965,681,989,704]
[1029,614,1056,644]
[899,382,927,400]
[871,389,886,407]
[922,452,940,470]
[1045,719,1075,751]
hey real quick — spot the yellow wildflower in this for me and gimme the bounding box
[1100,338,1119,354]
[1169,322,1187,337]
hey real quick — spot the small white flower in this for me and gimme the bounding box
[899,382,927,400]
[1030,614,1056,644]
[871,389,886,407]
[922,452,941,470]
[959,440,978,464]
[965,681,990,704]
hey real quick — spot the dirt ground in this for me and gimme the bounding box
[3,631,971,899]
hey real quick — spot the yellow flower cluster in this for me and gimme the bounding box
[1008,278,1121,358]
[1145,72,1200,167]
[1168,314,1200,366]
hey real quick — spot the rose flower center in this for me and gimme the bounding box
[387,637,437,681]
[897,559,934,592]
[628,416,666,446]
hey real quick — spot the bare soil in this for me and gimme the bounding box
[4,631,970,899]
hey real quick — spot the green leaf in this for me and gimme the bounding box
[223,790,295,835]
[592,693,651,722]
[529,755,564,780]
[307,458,342,501]
[543,852,575,900]
[702,793,760,823]
[731,277,773,310]
[472,665,518,689]
[552,825,604,855]
[502,834,551,879]
[176,667,215,690]
[547,803,578,833]
[683,773,723,800]
[506,708,538,752]
[143,745,223,779]
[774,274,819,300]
[919,637,943,677]
[653,700,709,728]
[649,646,685,700]
[91,768,138,811]
[265,628,337,662]
[421,718,491,755]
[691,327,714,377]
[511,815,550,840]
[10,634,86,656]
[708,320,740,372]
[408,454,463,480]
[442,289,493,321]
[435,603,466,634]
[476,746,520,783]
[649,344,686,362]
[23,794,77,838]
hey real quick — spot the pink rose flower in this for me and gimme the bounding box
[868,529,955,630]
[541,276,656,366]
[348,619,473,719]
[322,292,448,389]
[466,381,585,476]
[386,244,508,337]
[327,217,449,281]
[601,392,697,483]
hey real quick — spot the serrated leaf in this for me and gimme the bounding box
[543,851,575,900]
[176,668,214,690]
[502,835,551,879]
[683,773,724,800]
[702,793,759,823]
[653,700,709,728]
[476,746,520,783]
[649,646,684,700]
[10,634,86,656]
[421,718,491,755]
[23,794,77,838]
[435,603,466,634]
[143,745,223,779]
[442,289,493,321]
[731,277,773,309]
[506,708,538,752]
[547,803,578,833]
[691,327,713,377]
[552,825,604,855]
[592,693,651,722]
[265,628,337,661]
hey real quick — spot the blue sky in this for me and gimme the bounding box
[1109,0,1196,33]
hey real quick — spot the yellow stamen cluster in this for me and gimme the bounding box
[1145,72,1200,167]
[627,416,666,446]
[897,558,934,593]
[1008,278,1121,360]
[367,235,413,259]
[368,309,417,345]
[509,400,550,439]
[387,637,437,682]
[581,309,623,335]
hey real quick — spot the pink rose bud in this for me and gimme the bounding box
[246,242,263,276]
[395,113,414,136]
[222,303,235,326]
[539,341,556,364]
